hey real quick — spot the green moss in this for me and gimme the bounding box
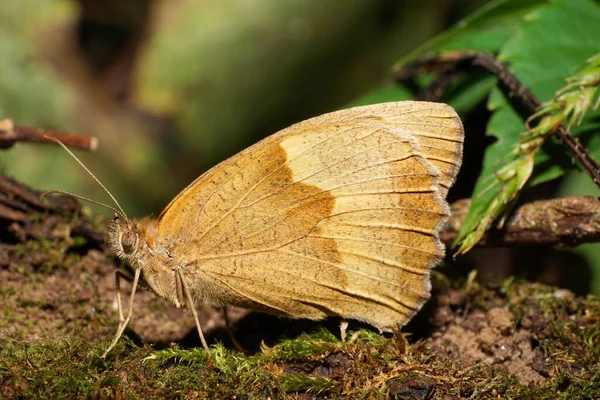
[143,345,209,366]
[265,327,339,361]
[279,374,337,395]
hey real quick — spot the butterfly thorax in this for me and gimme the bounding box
[107,215,184,307]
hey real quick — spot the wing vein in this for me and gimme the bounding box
[338,250,429,275]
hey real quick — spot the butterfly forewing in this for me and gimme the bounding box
[157,101,463,329]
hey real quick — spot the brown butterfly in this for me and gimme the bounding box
[51,101,463,357]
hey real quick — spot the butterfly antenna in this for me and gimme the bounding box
[44,136,129,223]
[41,189,126,220]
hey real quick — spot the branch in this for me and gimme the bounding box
[0,119,98,151]
[441,196,600,248]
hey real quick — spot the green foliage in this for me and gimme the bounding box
[456,0,600,252]
[357,0,600,255]
[397,0,549,58]
[458,53,600,252]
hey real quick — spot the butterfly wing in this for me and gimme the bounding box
[157,101,463,329]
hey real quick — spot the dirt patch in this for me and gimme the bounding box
[426,300,546,385]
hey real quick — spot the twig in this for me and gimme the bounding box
[0,119,98,151]
[418,65,463,102]
[394,51,600,188]
[441,196,600,248]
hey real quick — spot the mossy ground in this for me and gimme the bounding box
[1,214,600,399]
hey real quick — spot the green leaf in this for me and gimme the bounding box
[396,0,549,66]
[454,88,525,252]
[499,0,600,101]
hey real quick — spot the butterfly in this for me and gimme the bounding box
[49,101,463,357]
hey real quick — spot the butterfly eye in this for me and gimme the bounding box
[121,230,137,255]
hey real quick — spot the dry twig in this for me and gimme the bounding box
[442,196,600,248]
[0,119,97,151]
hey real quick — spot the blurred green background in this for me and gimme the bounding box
[0,0,486,216]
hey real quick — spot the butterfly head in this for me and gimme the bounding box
[107,213,140,259]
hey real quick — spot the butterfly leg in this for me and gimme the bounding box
[340,320,349,342]
[102,267,142,358]
[222,307,247,353]
[176,267,211,354]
